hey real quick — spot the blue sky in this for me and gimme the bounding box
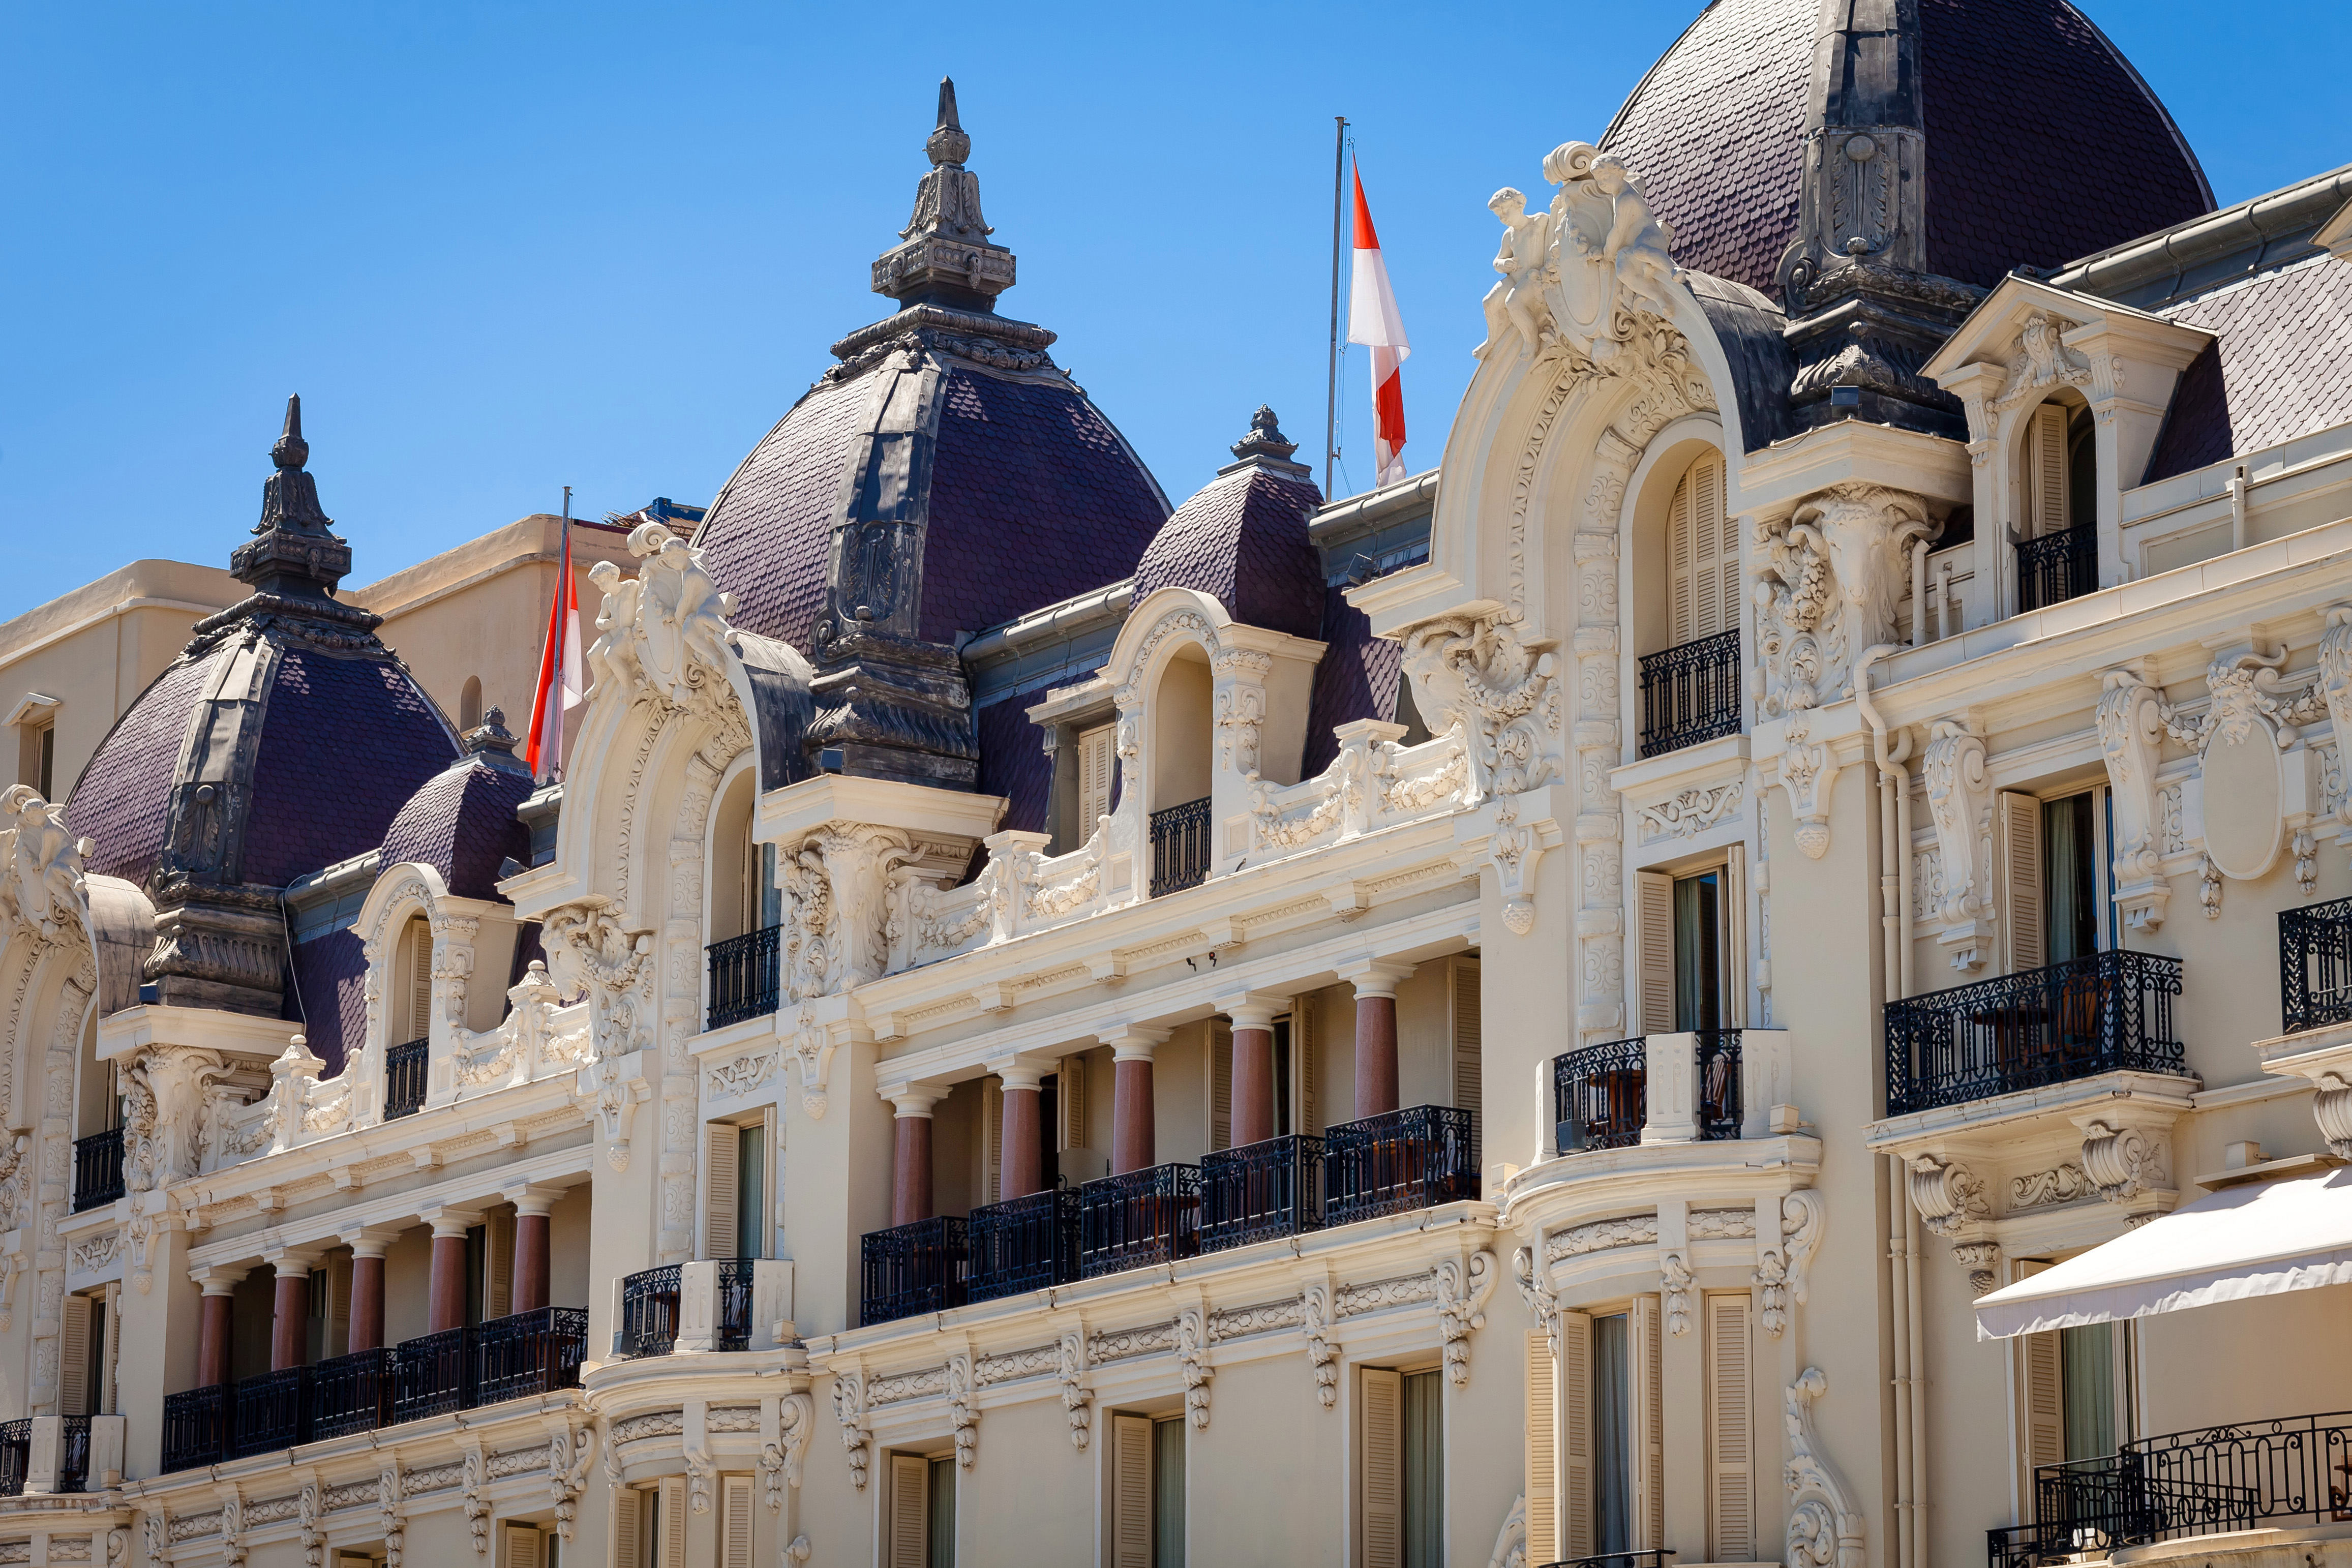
[1,2,2346,611]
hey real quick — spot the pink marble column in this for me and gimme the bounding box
[265,1250,318,1372]
[1103,1027,1168,1174]
[1223,996,1283,1147]
[1342,960,1413,1122]
[890,1090,944,1227]
[998,1064,1047,1200]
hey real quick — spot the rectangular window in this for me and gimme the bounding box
[2043,792,2099,963]
[1403,1369,1444,1568]
[889,1453,946,1568]
[1364,1367,1446,1568]
[2061,1322,2118,1460]
[36,723,52,801]
[1153,1416,1186,1568]
[500,1524,542,1568]
[737,1122,766,1260]
[1593,1312,1633,1555]
[1078,722,1116,842]
[707,1123,740,1259]
[1672,870,1725,1031]
[927,1456,955,1568]
[1706,1294,1755,1560]
[1114,1414,1154,1568]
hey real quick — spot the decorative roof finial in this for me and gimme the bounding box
[256,394,331,535]
[273,393,310,472]
[926,77,971,168]
[1220,404,1312,479]
[232,395,354,597]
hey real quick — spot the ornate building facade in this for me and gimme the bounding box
[0,6,2349,1568]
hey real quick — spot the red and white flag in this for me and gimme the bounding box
[525,520,583,782]
[1347,166,1411,488]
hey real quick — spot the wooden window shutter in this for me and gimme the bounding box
[1452,960,1483,1156]
[1209,1022,1232,1153]
[2015,1261,2065,1488]
[1561,1311,1595,1556]
[1113,1414,1154,1568]
[657,1477,686,1568]
[706,1122,740,1260]
[1637,871,1675,1035]
[486,1212,513,1321]
[2030,403,2069,536]
[888,1455,929,1568]
[1361,1367,1404,1568]
[1707,1294,1755,1561]
[1999,793,2047,975]
[982,1079,1004,1207]
[1526,1331,1559,1563]
[1670,453,1732,645]
[1295,996,1319,1137]
[1058,1058,1085,1153]
[1079,723,1115,840]
[1670,468,1696,646]
[59,1295,89,1417]
[408,918,434,1042]
[99,1283,120,1414]
[502,1525,541,1568]
[1633,1295,1665,1551]
[720,1475,755,1568]
[1723,846,1750,1029]
[612,1489,643,1568]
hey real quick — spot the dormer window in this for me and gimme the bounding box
[1634,443,1743,758]
[2016,394,2097,612]
[396,915,434,1046]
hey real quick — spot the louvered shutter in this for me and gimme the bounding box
[706,1123,740,1260]
[1707,1294,1755,1560]
[1059,1058,1085,1153]
[1296,997,1319,1136]
[1637,872,1675,1034]
[1452,959,1483,1158]
[1634,1295,1665,1550]
[1999,793,2046,975]
[721,1475,754,1568]
[1362,1367,1403,1568]
[99,1284,119,1413]
[59,1295,89,1416]
[2016,1262,2066,1489]
[657,1477,686,1568]
[486,1212,513,1321]
[1526,1331,1559,1563]
[1561,1311,1595,1556]
[612,1489,643,1568]
[982,1080,1004,1207]
[1723,846,1749,1028]
[889,1456,928,1568]
[1079,724,1115,839]
[1113,1415,1154,1568]
[408,918,434,1041]
[1209,1022,1232,1152]
[503,1525,541,1568]
[2030,403,2070,536]
[1671,453,1733,646]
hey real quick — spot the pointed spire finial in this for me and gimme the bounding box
[926,77,970,168]
[272,394,309,472]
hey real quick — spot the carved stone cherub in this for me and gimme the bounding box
[1477,187,1555,358]
[1993,310,2093,410]
[1589,154,1679,320]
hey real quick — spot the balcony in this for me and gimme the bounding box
[383,1038,429,1120]
[1555,1037,1649,1152]
[231,1367,309,1457]
[1986,1408,2352,1568]
[966,1187,1078,1305]
[707,924,783,1032]
[475,1306,590,1403]
[861,1217,970,1326]
[2016,520,2097,614]
[1149,796,1212,897]
[2280,895,2352,1035]
[1885,951,2186,1117]
[0,1421,25,1497]
[1324,1105,1477,1227]
[161,1385,228,1472]
[1199,1135,1323,1253]
[71,1128,124,1213]
[1077,1163,1200,1278]
[615,1264,682,1357]
[307,1346,393,1440]
[1637,628,1742,758]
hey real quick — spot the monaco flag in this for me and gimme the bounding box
[1347,167,1411,487]
[524,520,584,782]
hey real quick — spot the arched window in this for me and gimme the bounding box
[2015,395,2096,612]
[396,915,434,1045]
[459,676,484,733]
[1667,449,1736,648]
[1635,445,1742,759]
[1149,644,1213,895]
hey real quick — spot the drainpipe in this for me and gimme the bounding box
[2230,463,2250,553]
[1856,646,1915,1001]
[1911,537,1932,646]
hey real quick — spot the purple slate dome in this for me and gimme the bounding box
[693,79,1169,788]
[380,708,537,902]
[1601,0,2213,303]
[1131,407,1325,641]
[67,397,459,1016]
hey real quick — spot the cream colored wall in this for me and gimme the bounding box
[381,1224,435,1346]
[1155,1021,1208,1160]
[1395,962,1450,1112]
[953,1399,1098,1567]
[934,1077,981,1216]
[549,1183,592,1311]
[2138,1282,2352,1436]
[1185,1351,1343,1567]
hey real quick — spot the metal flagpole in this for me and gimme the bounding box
[1325,115,1347,499]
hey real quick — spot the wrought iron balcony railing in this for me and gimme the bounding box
[2280,895,2352,1035]
[1638,629,1742,758]
[2017,520,2097,614]
[708,1261,759,1353]
[391,1326,471,1424]
[1077,1163,1200,1278]
[1149,796,1212,897]
[383,1038,429,1120]
[475,1306,589,1403]
[1540,1552,1677,1568]
[55,1416,89,1494]
[161,1385,228,1473]
[966,1187,1078,1305]
[0,1421,27,1498]
[615,1264,682,1358]
[307,1346,393,1441]
[1199,1134,1323,1253]
[231,1367,309,1457]
[707,924,783,1032]
[1986,1409,2352,1568]
[1555,1037,1648,1152]
[861,1217,970,1325]
[72,1128,125,1213]
[1323,1105,1477,1227]
[1885,950,2186,1117]
[1694,1029,1743,1139]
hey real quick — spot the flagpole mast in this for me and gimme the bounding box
[1325,115,1347,499]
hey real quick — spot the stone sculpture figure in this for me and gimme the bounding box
[1590,154,1680,320]
[1480,187,1555,356]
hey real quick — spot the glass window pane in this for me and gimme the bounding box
[1154,1415,1187,1567]
[2061,1322,2116,1460]
[738,1125,765,1260]
[927,1456,954,1568]
[1595,1313,1633,1554]
[1403,1369,1445,1568]
[1674,872,1723,1030]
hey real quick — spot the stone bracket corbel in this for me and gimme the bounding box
[1453,783,1569,936]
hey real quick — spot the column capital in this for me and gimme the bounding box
[260,1245,323,1275]
[1097,1023,1170,1062]
[417,1204,486,1239]
[500,1182,566,1218]
[339,1225,403,1260]
[189,1265,248,1298]
[1214,990,1289,1033]
[886,1085,949,1120]
[1337,957,1416,999]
